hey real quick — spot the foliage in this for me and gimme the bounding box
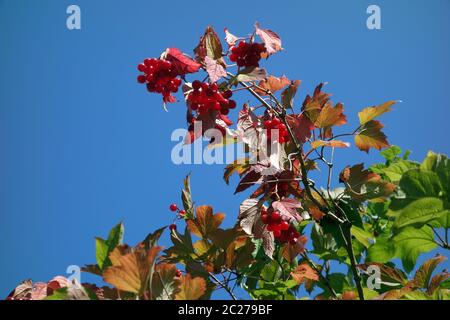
[6,24,449,300]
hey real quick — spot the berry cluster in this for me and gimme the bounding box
[261,208,300,245]
[169,203,186,216]
[229,41,266,68]
[168,203,187,233]
[137,58,182,103]
[264,118,290,143]
[187,80,236,115]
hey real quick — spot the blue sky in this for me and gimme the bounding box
[0,0,449,298]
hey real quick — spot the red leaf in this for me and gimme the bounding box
[204,56,227,83]
[224,28,239,47]
[286,113,314,144]
[163,48,201,75]
[272,198,303,222]
[255,23,282,56]
[235,170,262,194]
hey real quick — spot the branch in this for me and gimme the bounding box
[208,271,238,300]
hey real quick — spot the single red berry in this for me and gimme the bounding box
[137,64,146,72]
[169,203,178,212]
[280,221,290,231]
[270,211,281,223]
[264,120,272,128]
[169,224,177,232]
[176,270,182,277]
[228,100,237,109]
[192,80,202,90]
[222,90,233,99]
[137,75,146,84]
[273,229,282,238]
[179,209,186,216]
[261,213,269,224]
[201,82,209,91]
[220,106,230,115]
[210,83,218,92]
[271,118,280,126]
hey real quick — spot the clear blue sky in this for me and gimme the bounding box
[0,0,449,298]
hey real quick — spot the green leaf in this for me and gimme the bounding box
[251,279,298,300]
[367,238,396,263]
[393,226,438,273]
[380,145,402,162]
[351,226,373,248]
[393,197,446,229]
[106,222,124,248]
[96,222,124,271]
[95,238,109,270]
[44,287,69,300]
[380,160,419,183]
[422,152,449,202]
[399,169,442,198]
[402,291,432,300]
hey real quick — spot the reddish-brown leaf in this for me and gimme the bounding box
[286,113,314,144]
[186,205,225,238]
[163,48,201,75]
[354,120,389,153]
[254,75,291,96]
[291,263,319,285]
[281,80,301,109]
[174,274,207,300]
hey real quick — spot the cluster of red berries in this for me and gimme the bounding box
[261,208,300,245]
[229,41,266,68]
[169,203,186,232]
[187,80,236,115]
[264,118,290,143]
[137,58,182,102]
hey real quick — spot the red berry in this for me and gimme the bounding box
[261,213,269,224]
[192,80,202,90]
[220,106,229,115]
[222,90,233,99]
[280,221,290,231]
[179,209,186,216]
[270,211,281,223]
[137,64,146,72]
[201,82,209,91]
[169,204,178,212]
[210,83,218,92]
[169,224,177,231]
[137,75,146,84]
[176,270,182,277]
[228,100,237,109]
